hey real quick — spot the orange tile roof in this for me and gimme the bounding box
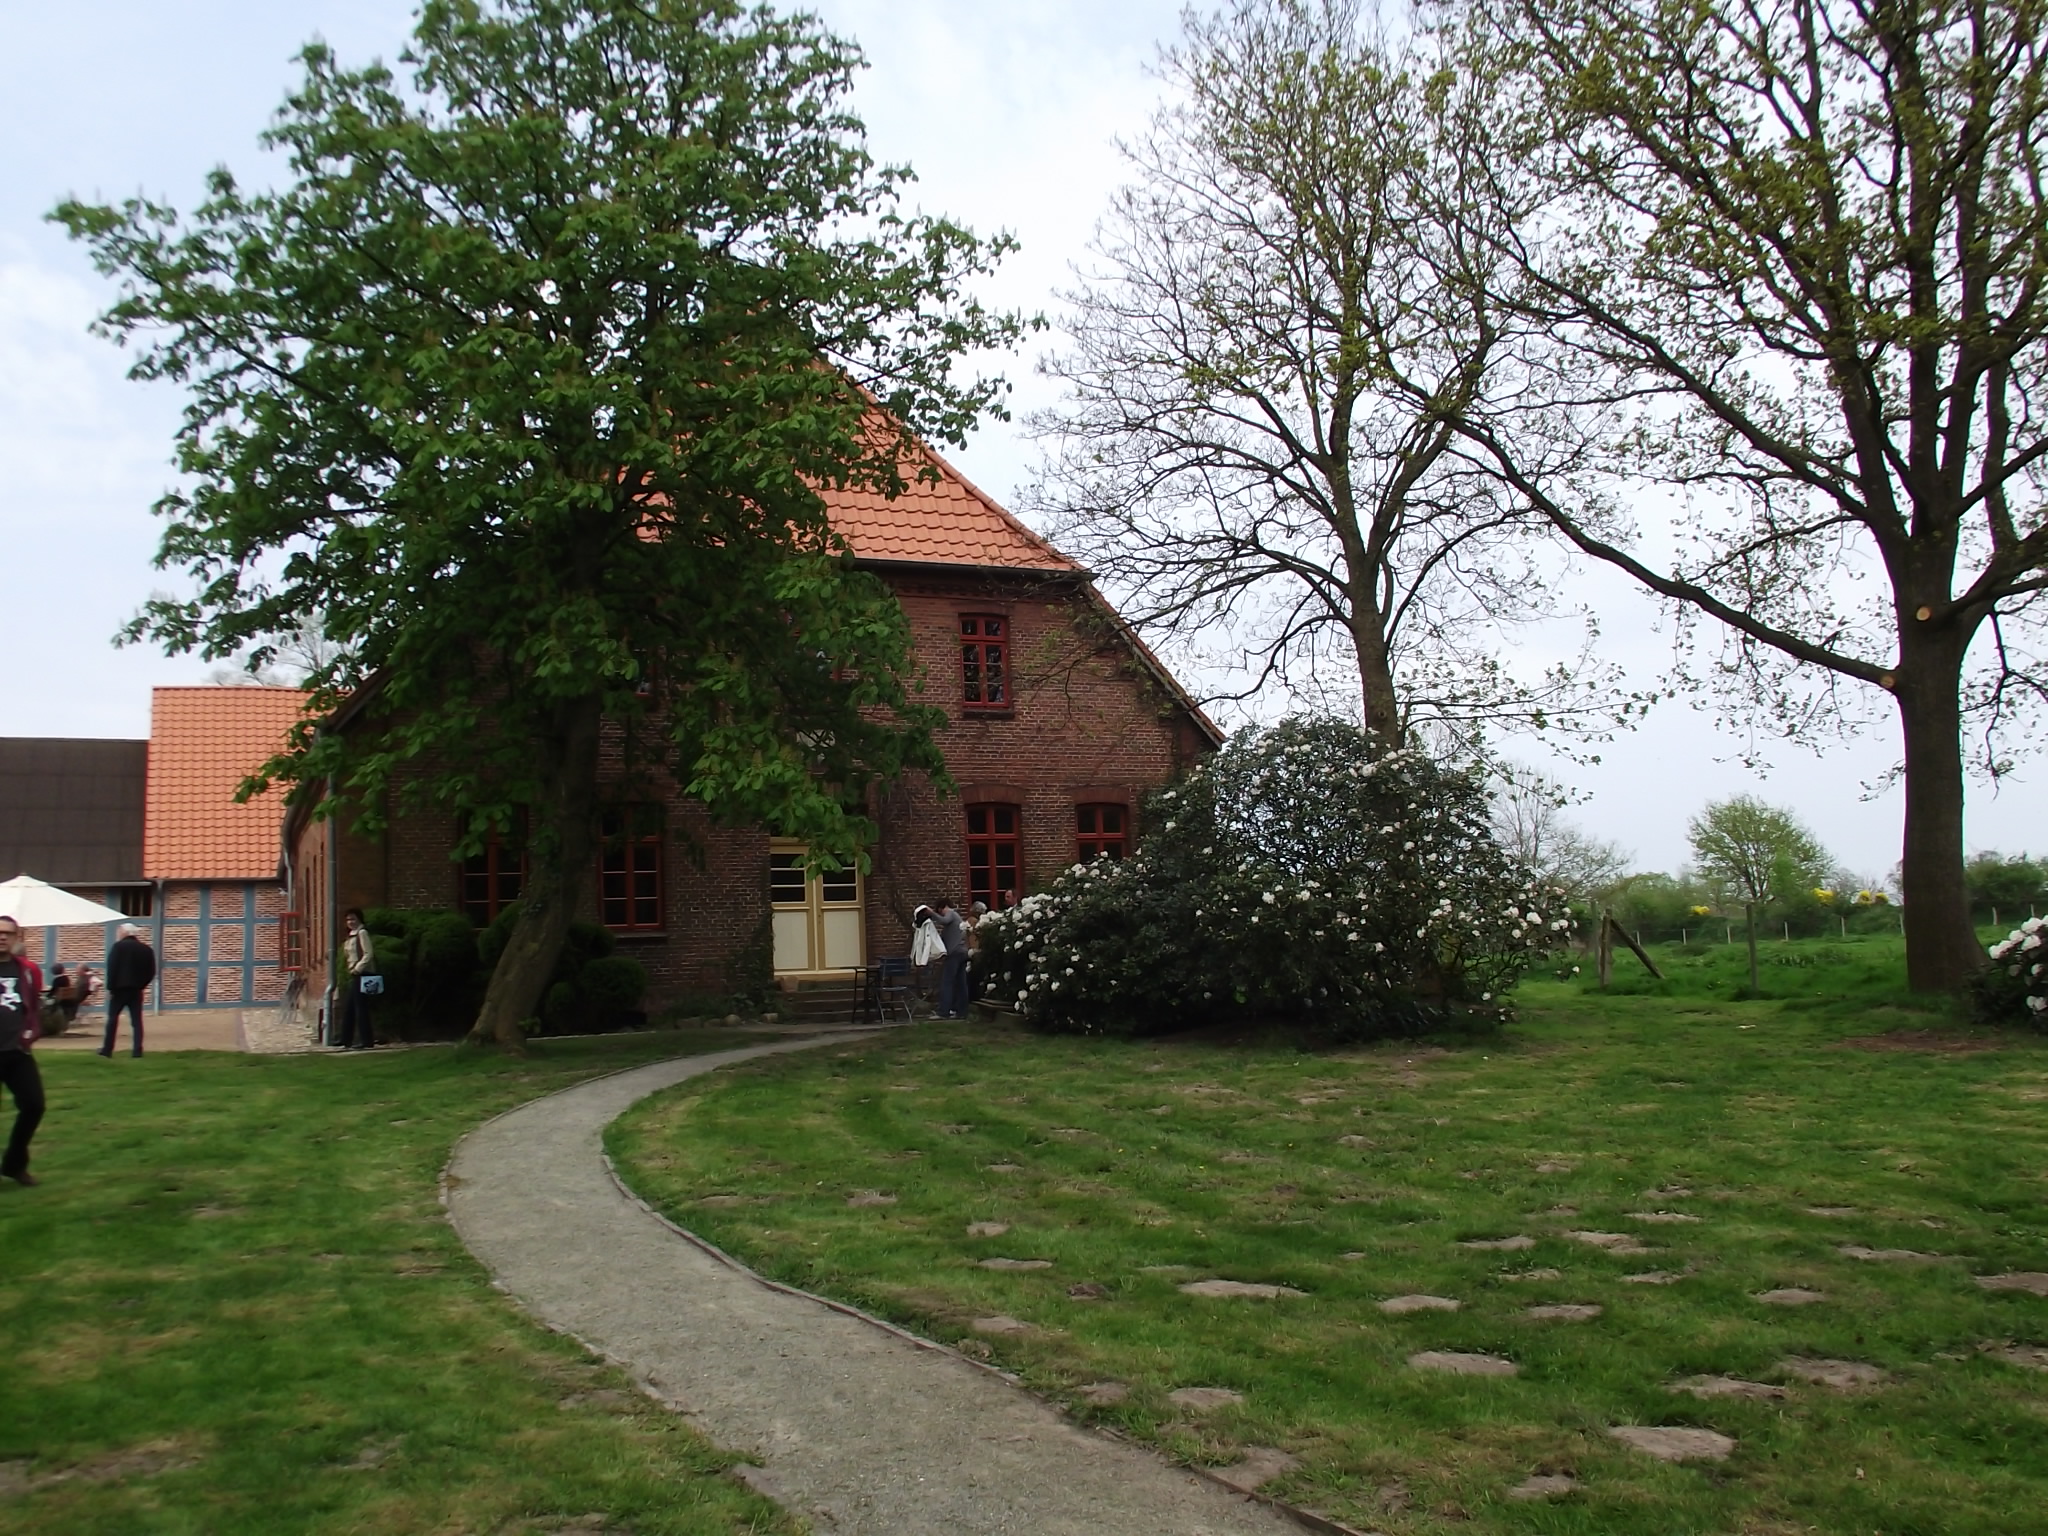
[144,687,311,881]
[823,440,1082,573]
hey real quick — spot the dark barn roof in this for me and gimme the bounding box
[0,737,147,884]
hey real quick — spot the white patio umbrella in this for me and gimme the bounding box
[0,875,128,927]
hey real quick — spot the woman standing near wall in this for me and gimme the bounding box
[338,909,379,1050]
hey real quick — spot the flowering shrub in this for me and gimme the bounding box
[1974,916,2048,1030]
[973,718,1569,1038]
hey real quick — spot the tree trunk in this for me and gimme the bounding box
[1744,901,1759,996]
[1352,615,1402,746]
[1894,635,1985,993]
[468,694,605,1051]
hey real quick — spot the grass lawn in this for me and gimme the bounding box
[610,938,2048,1536]
[0,1032,794,1536]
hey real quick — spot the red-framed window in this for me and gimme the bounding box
[600,805,665,931]
[459,813,527,926]
[960,614,1010,710]
[278,911,306,975]
[1076,804,1128,862]
[965,803,1022,911]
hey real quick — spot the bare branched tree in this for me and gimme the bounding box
[1490,765,1631,903]
[207,614,356,687]
[1029,0,1647,751]
[1445,0,2048,990]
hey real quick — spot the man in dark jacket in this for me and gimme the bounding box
[0,914,47,1186]
[103,923,156,1058]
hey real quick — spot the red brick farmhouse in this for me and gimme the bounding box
[282,438,1219,1019]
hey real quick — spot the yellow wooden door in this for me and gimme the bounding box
[770,843,864,975]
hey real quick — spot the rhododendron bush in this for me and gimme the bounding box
[1973,917,2048,1030]
[973,718,1568,1037]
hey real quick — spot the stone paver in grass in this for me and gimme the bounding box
[1623,1270,1686,1285]
[1976,1272,2048,1296]
[977,1258,1052,1271]
[1168,1387,1245,1411]
[1075,1381,1130,1405]
[1212,1448,1302,1493]
[1379,1294,1461,1314]
[1339,1250,1367,1261]
[1755,1286,1828,1305]
[1504,1267,1563,1281]
[1607,1426,1736,1462]
[985,1162,1024,1174]
[1066,1282,1109,1300]
[1568,1230,1653,1255]
[1644,1186,1695,1199]
[1508,1473,1577,1500]
[1839,1244,1940,1262]
[1525,1303,1603,1321]
[1671,1376,1788,1401]
[846,1190,896,1207]
[970,1315,1033,1335]
[1180,1279,1307,1299]
[966,1221,1010,1238]
[1335,1134,1372,1147]
[1408,1351,1518,1377]
[1628,1210,1703,1224]
[1458,1234,1536,1251]
[1805,1205,1858,1217]
[1986,1344,2048,1371]
[1779,1357,1889,1391]
[1532,1160,1575,1173]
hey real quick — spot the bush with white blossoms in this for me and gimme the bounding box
[1973,916,2048,1030]
[973,717,1570,1038]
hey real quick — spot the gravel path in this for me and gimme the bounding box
[444,1037,1300,1536]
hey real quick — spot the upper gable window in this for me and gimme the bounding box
[960,614,1009,710]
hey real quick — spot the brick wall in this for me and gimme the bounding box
[862,573,1208,961]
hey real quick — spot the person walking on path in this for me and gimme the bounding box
[102,923,156,1058]
[934,899,970,1019]
[338,909,379,1049]
[0,915,47,1187]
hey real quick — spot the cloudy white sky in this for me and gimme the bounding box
[0,0,2035,880]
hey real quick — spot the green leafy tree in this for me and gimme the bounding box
[1688,795,1831,994]
[1448,0,2048,993]
[56,0,1024,1047]
[1966,852,2048,921]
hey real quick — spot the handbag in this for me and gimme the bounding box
[359,975,385,996]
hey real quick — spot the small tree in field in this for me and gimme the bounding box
[1688,796,1830,995]
[974,718,1568,1036]
[57,0,1023,1048]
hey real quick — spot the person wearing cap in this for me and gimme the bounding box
[0,914,47,1186]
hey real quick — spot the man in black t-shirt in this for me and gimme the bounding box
[0,915,48,1186]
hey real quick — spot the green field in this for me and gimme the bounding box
[0,1033,793,1536]
[610,941,2048,1536]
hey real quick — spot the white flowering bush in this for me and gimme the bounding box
[973,718,1569,1038]
[1974,916,2048,1030]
